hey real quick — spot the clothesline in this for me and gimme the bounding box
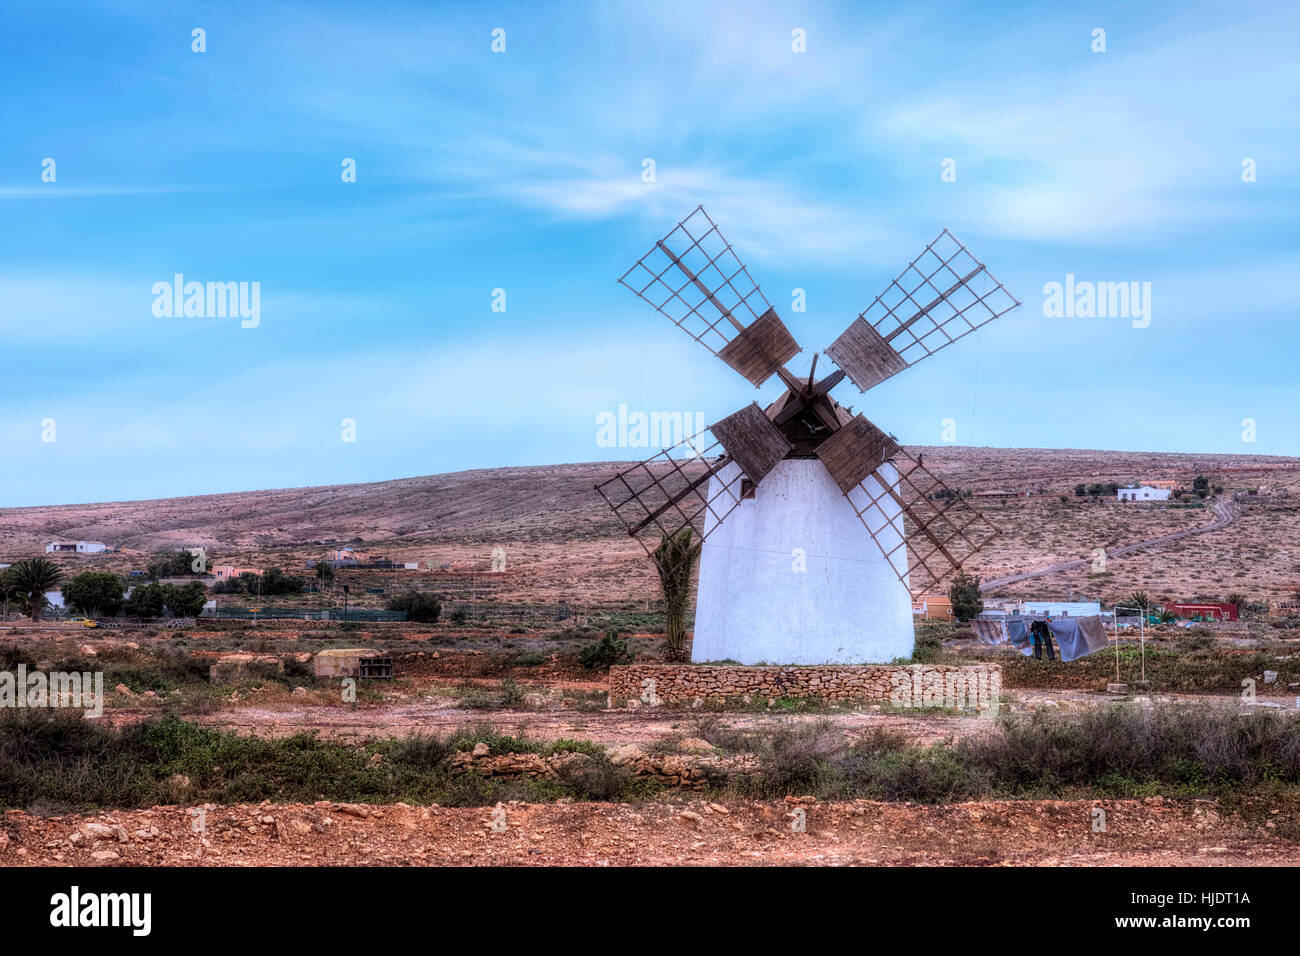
[971,614,1110,662]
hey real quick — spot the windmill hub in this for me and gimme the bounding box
[597,206,1021,664]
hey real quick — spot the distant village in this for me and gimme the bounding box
[0,542,465,624]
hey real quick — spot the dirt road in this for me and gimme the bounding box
[982,497,1239,592]
[103,687,1287,748]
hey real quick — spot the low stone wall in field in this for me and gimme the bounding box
[609,663,1001,712]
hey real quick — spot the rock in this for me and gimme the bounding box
[82,822,116,839]
[606,744,645,767]
[549,752,591,773]
[334,804,370,818]
[677,737,714,754]
[292,686,308,696]
[79,644,97,656]
[114,683,135,697]
[471,742,490,758]
[679,810,704,826]
[1106,683,1129,695]
[90,849,120,861]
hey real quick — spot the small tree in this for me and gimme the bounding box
[948,570,983,622]
[260,567,305,595]
[63,571,126,617]
[1127,590,1151,612]
[163,581,208,618]
[146,551,194,580]
[7,558,62,621]
[579,631,633,670]
[124,582,167,618]
[386,590,441,623]
[653,529,701,661]
[315,562,334,587]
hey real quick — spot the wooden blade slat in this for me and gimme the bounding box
[814,413,899,493]
[710,403,791,486]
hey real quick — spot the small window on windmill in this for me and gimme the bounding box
[741,479,756,500]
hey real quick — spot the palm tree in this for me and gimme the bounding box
[0,569,18,618]
[7,558,62,621]
[1127,590,1151,612]
[653,528,701,661]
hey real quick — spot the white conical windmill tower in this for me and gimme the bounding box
[596,207,1021,664]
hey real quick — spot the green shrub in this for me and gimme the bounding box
[578,631,633,670]
[912,631,944,663]
[386,590,442,623]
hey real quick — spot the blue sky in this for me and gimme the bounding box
[2,0,1297,507]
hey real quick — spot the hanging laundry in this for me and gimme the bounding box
[1005,617,1033,655]
[1048,615,1109,662]
[1030,620,1056,660]
[1076,615,1110,659]
[972,619,1007,645]
[1005,618,1029,645]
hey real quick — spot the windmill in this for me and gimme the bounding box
[596,206,1021,664]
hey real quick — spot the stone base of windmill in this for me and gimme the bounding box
[609,663,1001,713]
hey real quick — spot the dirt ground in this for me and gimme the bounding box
[100,686,1293,748]
[4,796,1296,867]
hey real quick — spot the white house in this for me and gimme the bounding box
[1117,486,1171,502]
[45,540,108,554]
[1019,601,1102,617]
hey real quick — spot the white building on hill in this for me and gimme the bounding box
[45,540,108,553]
[1019,601,1102,617]
[1117,485,1172,502]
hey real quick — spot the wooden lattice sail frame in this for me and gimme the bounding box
[827,229,1020,392]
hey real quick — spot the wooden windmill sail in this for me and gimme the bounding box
[596,205,1020,593]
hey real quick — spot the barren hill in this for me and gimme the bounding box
[3,447,1298,607]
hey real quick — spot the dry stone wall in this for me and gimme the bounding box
[609,663,1001,712]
